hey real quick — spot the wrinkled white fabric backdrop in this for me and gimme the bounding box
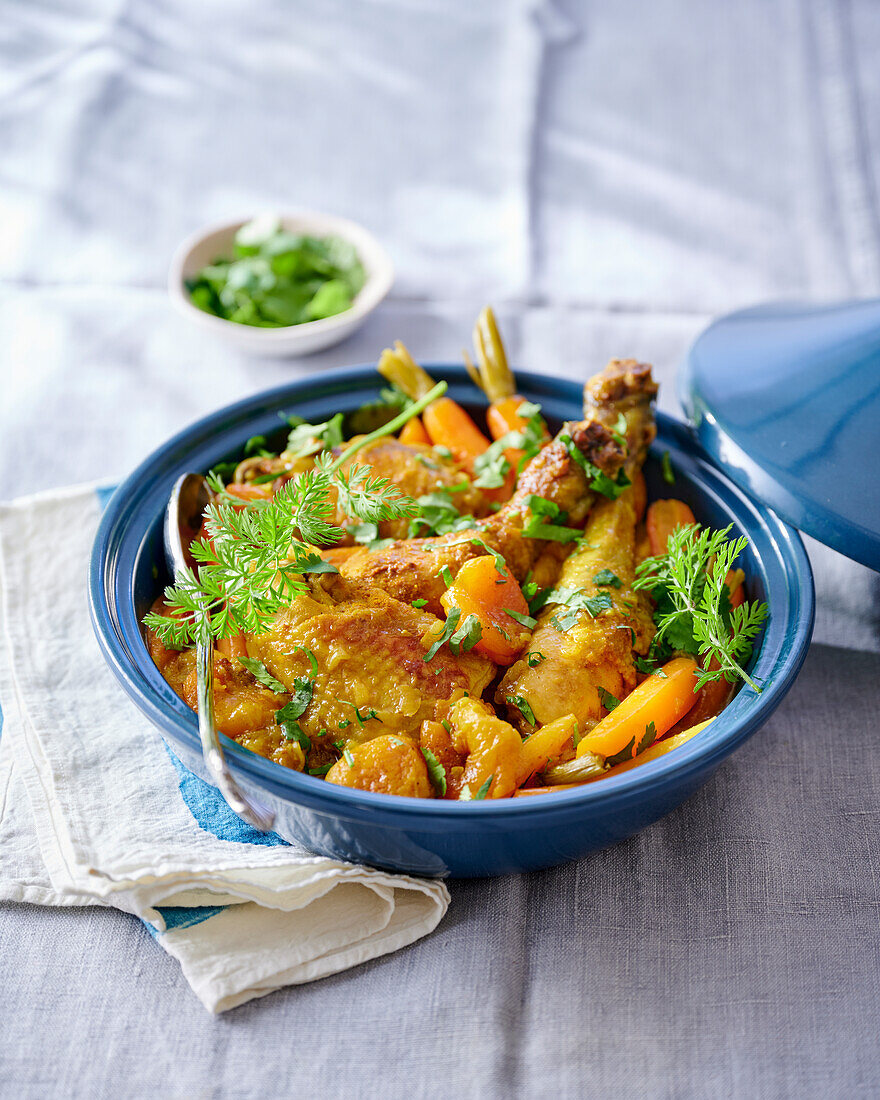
[2,0,879,1095]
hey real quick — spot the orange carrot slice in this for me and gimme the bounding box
[585,719,714,781]
[217,633,248,662]
[576,657,699,759]
[399,416,431,446]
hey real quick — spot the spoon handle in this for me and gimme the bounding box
[196,643,276,832]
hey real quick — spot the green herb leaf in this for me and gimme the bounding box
[661,450,675,485]
[597,687,620,711]
[280,721,311,752]
[237,656,287,694]
[408,487,477,538]
[543,587,614,632]
[634,523,769,693]
[610,413,628,448]
[637,721,657,754]
[593,569,622,589]
[526,651,546,668]
[343,747,355,768]
[474,775,494,800]
[560,433,632,501]
[504,608,536,629]
[521,494,581,543]
[276,677,314,723]
[309,763,333,777]
[421,747,447,796]
[450,613,483,653]
[412,598,428,609]
[244,434,271,457]
[505,694,537,726]
[604,737,636,768]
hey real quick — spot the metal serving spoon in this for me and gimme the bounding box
[164,473,276,832]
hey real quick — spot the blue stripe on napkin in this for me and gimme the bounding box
[152,751,289,935]
[165,746,288,849]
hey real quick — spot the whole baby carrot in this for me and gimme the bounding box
[646,499,697,556]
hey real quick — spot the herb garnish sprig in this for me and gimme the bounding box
[145,383,447,649]
[634,524,769,693]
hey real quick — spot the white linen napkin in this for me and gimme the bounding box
[0,484,449,1013]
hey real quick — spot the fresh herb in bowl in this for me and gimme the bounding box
[186,216,366,328]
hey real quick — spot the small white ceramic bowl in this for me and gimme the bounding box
[168,210,394,358]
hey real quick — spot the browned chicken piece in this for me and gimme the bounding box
[499,360,658,732]
[246,588,495,747]
[498,489,654,731]
[332,437,489,540]
[583,358,658,466]
[327,419,625,614]
[156,646,308,770]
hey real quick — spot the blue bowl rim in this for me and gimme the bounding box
[89,362,815,825]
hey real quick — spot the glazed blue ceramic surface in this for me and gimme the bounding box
[681,298,880,571]
[90,365,814,878]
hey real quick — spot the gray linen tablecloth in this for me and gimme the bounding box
[2,1,879,1095]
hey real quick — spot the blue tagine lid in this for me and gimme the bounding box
[680,298,880,571]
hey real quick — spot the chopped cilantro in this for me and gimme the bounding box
[280,721,311,752]
[473,442,511,489]
[286,412,345,458]
[505,608,536,629]
[506,694,537,726]
[335,701,380,727]
[661,450,675,485]
[238,656,287,694]
[521,495,581,543]
[545,588,613,631]
[560,433,632,500]
[425,609,460,661]
[421,747,447,796]
[409,488,477,538]
[526,651,546,668]
[597,687,620,711]
[343,747,355,768]
[474,775,494,800]
[292,646,319,677]
[473,402,548,489]
[412,598,428,609]
[637,721,657,754]
[593,569,622,589]
[424,607,482,660]
[275,677,313,723]
[439,565,454,587]
[309,763,333,777]
[244,434,271,457]
[604,737,636,767]
[450,613,483,653]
